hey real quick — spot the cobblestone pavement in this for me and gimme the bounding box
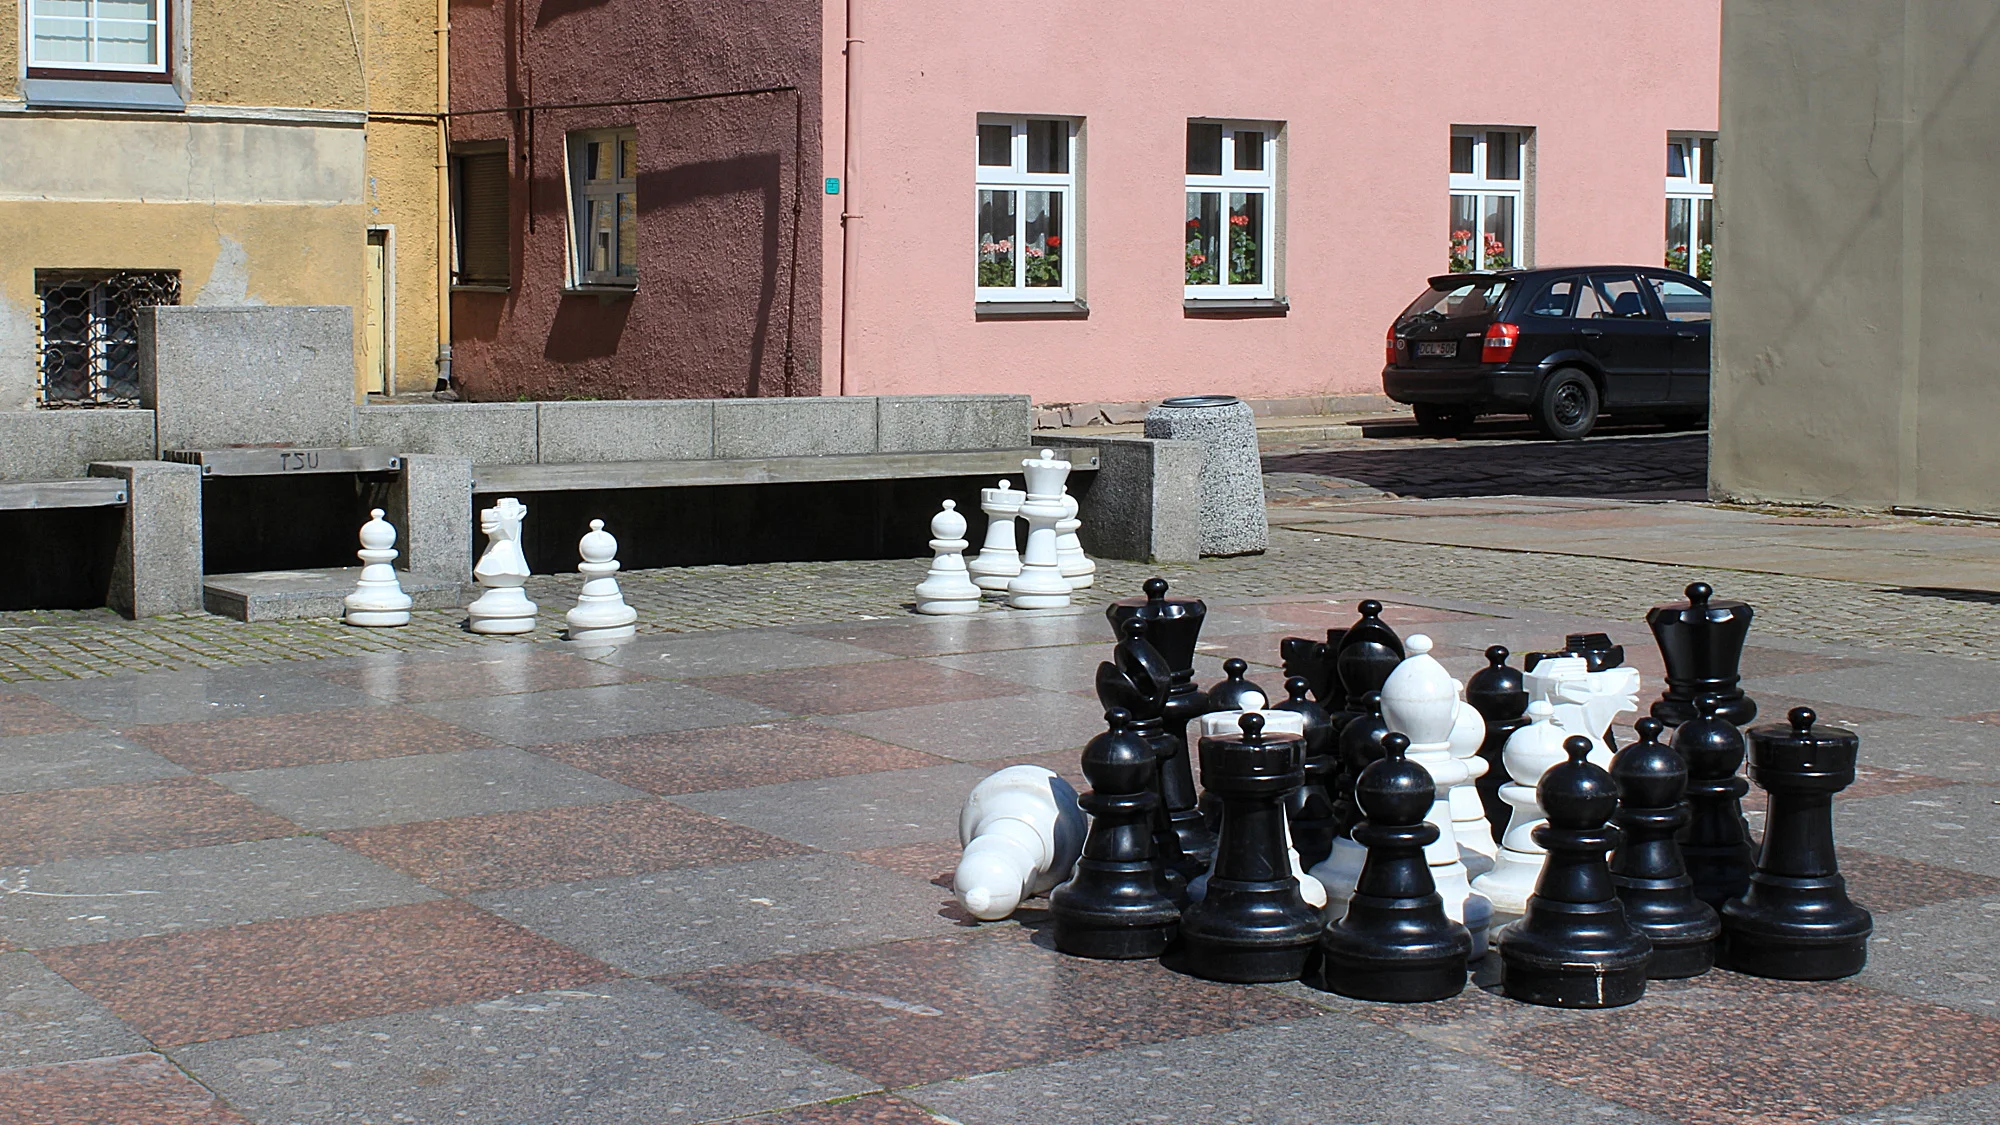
[1263,428,1709,503]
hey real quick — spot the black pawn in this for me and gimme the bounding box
[1464,645,1531,843]
[1105,578,1214,866]
[1674,694,1757,908]
[1094,616,1198,892]
[1648,581,1757,728]
[1207,657,1268,713]
[1498,735,1651,1008]
[1609,717,1719,978]
[1718,708,1873,980]
[1052,709,1183,959]
[1336,600,1404,712]
[1309,732,1471,1002]
[1274,677,1338,870]
[1329,691,1390,842]
[1163,713,1322,983]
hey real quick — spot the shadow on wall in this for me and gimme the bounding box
[650,152,785,397]
[544,294,631,362]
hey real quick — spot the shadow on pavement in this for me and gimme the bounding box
[1264,430,1709,501]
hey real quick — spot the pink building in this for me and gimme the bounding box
[822,0,1720,409]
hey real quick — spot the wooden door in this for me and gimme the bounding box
[363,231,387,394]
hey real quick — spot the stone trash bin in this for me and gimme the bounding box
[1144,395,1268,556]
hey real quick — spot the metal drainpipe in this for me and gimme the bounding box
[837,0,861,396]
[434,0,454,393]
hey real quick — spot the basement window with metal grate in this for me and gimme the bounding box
[35,269,180,407]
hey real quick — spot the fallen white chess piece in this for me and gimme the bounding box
[954,764,1086,920]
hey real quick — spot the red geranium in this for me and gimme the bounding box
[1046,236,1060,248]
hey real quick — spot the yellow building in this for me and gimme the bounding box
[0,0,444,409]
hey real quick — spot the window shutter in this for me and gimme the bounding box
[457,152,510,286]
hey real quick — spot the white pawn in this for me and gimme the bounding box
[343,508,412,627]
[1006,450,1073,609]
[1470,699,1572,914]
[1054,491,1095,590]
[565,520,637,643]
[954,764,1086,920]
[1447,696,1498,869]
[1380,634,1492,958]
[468,496,537,635]
[915,500,982,615]
[966,478,1024,594]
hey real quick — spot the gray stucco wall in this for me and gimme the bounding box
[1712,1,2000,517]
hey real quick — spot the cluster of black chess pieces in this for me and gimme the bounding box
[1046,578,1873,1009]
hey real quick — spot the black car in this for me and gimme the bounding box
[1382,266,1712,439]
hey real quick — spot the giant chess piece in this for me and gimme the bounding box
[1309,732,1472,1003]
[343,508,413,627]
[1336,600,1404,712]
[1106,578,1213,865]
[1199,658,1269,833]
[1648,581,1757,727]
[1497,735,1652,1009]
[1051,709,1182,958]
[1006,450,1073,609]
[1162,713,1323,983]
[1674,694,1757,908]
[564,520,638,643]
[1719,707,1873,980]
[1096,615,1198,894]
[954,764,1086,921]
[1192,704,1323,909]
[1466,646,1531,842]
[966,478,1025,594]
[1527,654,1639,762]
[1310,690,1389,911]
[1610,717,1719,978]
[915,500,983,615]
[1471,700,1569,915]
[1380,635,1492,958]
[468,496,537,635]
[1446,698,1498,870]
[1054,491,1095,590]
[1279,633,1339,707]
[1274,677,1339,870]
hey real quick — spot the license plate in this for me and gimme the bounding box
[1415,341,1457,358]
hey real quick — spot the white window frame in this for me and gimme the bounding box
[563,127,639,290]
[1665,133,1715,280]
[1449,128,1531,272]
[1184,121,1279,301]
[974,115,1078,303]
[26,0,167,74]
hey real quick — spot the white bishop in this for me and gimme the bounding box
[1379,634,1492,957]
[1470,698,1576,914]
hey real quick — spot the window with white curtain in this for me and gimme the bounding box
[1185,121,1279,300]
[975,116,1078,301]
[28,0,165,73]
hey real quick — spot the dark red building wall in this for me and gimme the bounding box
[447,0,821,401]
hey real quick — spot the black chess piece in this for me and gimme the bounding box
[1329,691,1390,842]
[1095,616,1198,893]
[1673,693,1757,909]
[1106,579,1214,865]
[1335,600,1404,712]
[1464,645,1531,843]
[1279,636,1339,706]
[1274,676,1339,870]
[1207,657,1268,712]
[1718,708,1873,980]
[1308,732,1472,1002]
[1498,735,1652,1009]
[1609,717,1719,978]
[1052,709,1184,959]
[1162,713,1323,983]
[1523,632,1626,673]
[1648,581,1757,728]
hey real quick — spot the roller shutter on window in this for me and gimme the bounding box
[455,151,510,286]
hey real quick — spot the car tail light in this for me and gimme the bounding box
[1385,327,1399,365]
[1481,322,1520,363]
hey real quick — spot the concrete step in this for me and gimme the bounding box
[203,568,472,622]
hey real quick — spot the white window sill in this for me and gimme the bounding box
[451,283,512,293]
[22,77,184,111]
[562,284,637,299]
[974,299,1088,320]
[1184,296,1288,317]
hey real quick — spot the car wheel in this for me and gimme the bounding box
[1533,369,1600,440]
[1412,404,1477,437]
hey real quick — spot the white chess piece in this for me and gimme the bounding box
[1447,696,1498,869]
[343,508,412,627]
[1380,634,1492,958]
[564,519,637,643]
[1054,490,1095,590]
[1186,702,1326,908]
[1526,655,1639,762]
[915,500,983,615]
[966,478,1024,594]
[1470,699,1572,914]
[468,496,537,635]
[954,764,1086,920]
[1006,450,1073,609]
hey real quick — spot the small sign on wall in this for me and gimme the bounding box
[825,177,841,195]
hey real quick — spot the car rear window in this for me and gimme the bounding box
[1403,279,1512,321]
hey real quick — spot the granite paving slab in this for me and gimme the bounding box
[668,763,993,852]
[700,661,1024,717]
[0,777,299,867]
[307,645,649,702]
[1864,896,2000,1018]
[817,690,1104,762]
[578,630,899,679]
[794,611,1110,658]
[843,840,961,885]
[0,1052,251,1125]
[174,979,874,1125]
[1835,848,2000,914]
[0,729,188,795]
[0,690,92,737]
[532,720,947,796]
[1859,717,2000,784]
[1839,785,2000,878]
[412,682,785,746]
[121,705,498,773]
[211,747,647,831]
[726,1094,955,1124]
[22,666,380,725]
[1747,660,2000,720]
[0,954,151,1067]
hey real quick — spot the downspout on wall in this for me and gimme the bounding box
[837,0,860,396]
[435,0,453,393]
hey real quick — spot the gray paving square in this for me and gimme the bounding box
[1749,659,1997,720]
[799,610,1109,657]
[1827,1078,2000,1125]
[472,853,961,976]
[0,837,441,949]
[670,763,991,851]
[1858,896,2000,1019]
[1861,718,2000,785]
[0,729,188,795]
[578,630,897,679]
[907,1012,1671,1125]
[23,666,380,725]
[173,978,874,1125]
[213,747,647,831]
[0,952,151,1066]
[819,691,1106,762]
[928,646,1236,696]
[1840,785,2000,877]
[412,683,786,747]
